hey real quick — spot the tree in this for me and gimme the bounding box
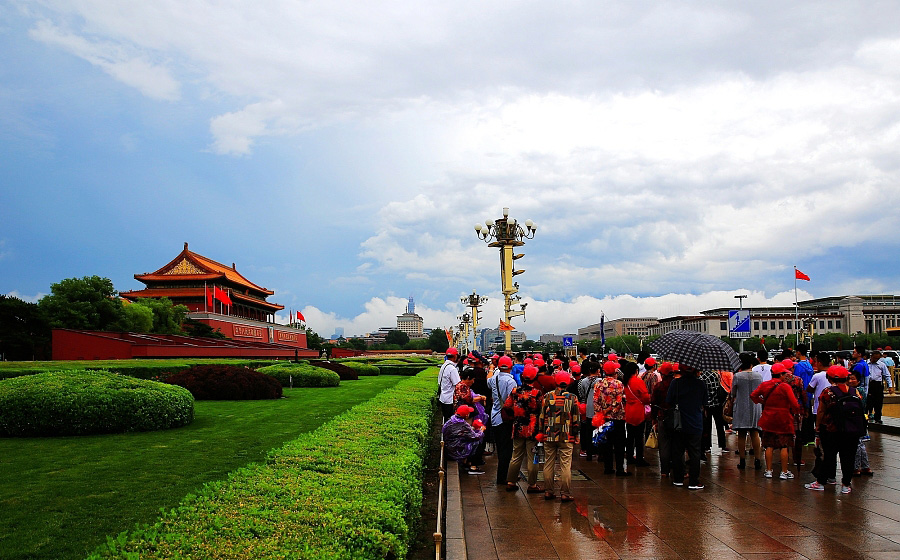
[305,327,324,350]
[426,329,449,353]
[138,297,188,334]
[38,276,125,331]
[122,301,154,333]
[385,330,410,346]
[0,295,51,360]
[348,337,368,350]
[183,317,226,339]
[522,339,536,351]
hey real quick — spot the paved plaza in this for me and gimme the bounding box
[451,421,900,559]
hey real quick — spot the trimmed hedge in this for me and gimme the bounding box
[343,361,380,376]
[166,365,283,400]
[308,360,359,381]
[0,370,194,436]
[90,369,437,560]
[257,363,340,388]
[373,363,432,376]
[0,360,280,381]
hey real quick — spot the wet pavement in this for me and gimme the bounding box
[457,429,900,559]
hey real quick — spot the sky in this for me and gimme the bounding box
[3,1,900,340]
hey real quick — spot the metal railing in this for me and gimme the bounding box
[434,439,445,560]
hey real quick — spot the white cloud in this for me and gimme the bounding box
[5,291,46,303]
[28,20,179,101]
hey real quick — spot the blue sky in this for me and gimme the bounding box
[3,1,900,339]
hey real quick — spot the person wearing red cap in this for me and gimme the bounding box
[537,371,581,501]
[534,357,557,394]
[439,348,462,421]
[487,354,518,485]
[576,360,601,460]
[806,365,866,493]
[751,363,802,480]
[502,365,544,493]
[651,362,678,476]
[622,361,651,468]
[595,360,628,476]
[442,405,486,474]
[778,358,809,469]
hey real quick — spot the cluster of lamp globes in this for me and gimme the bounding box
[473,207,537,239]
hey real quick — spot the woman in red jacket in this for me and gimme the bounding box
[622,361,652,469]
[750,363,801,480]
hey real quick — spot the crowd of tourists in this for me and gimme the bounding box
[439,343,893,499]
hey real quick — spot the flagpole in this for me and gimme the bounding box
[204,281,207,313]
[794,266,799,347]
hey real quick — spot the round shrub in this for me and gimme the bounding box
[166,365,282,400]
[343,361,380,376]
[309,360,358,381]
[0,370,194,437]
[257,363,340,387]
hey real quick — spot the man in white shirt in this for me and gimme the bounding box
[439,347,462,421]
[867,349,895,424]
[806,351,832,417]
[752,349,772,383]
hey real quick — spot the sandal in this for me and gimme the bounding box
[506,483,519,492]
[526,485,544,494]
[544,492,556,500]
[560,494,574,502]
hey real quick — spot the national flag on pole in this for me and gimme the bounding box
[600,314,606,346]
[214,286,232,305]
[206,285,214,308]
[761,337,766,348]
[795,268,811,281]
[499,320,514,331]
[296,311,305,322]
[445,329,453,344]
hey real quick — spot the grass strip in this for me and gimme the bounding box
[89,368,438,559]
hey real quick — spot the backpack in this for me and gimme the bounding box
[830,386,867,437]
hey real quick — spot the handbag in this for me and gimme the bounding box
[671,404,683,432]
[645,427,659,449]
[723,393,735,423]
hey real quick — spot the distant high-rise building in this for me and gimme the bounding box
[397,296,424,338]
[407,296,415,315]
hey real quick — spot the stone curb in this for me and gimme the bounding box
[444,460,467,560]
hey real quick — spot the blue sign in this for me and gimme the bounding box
[563,337,574,347]
[728,309,751,339]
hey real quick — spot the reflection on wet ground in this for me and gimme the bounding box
[459,430,900,559]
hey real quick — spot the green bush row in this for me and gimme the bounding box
[89,369,437,560]
[0,370,194,436]
[373,364,432,376]
[256,363,341,387]
[342,361,380,376]
[0,360,281,381]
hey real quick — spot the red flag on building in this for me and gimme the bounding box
[795,268,810,281]
[206,286,214,308]
[214,286,232,305]
[296,311,305,322]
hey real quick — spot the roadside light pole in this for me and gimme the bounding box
[735,294,748,353]
[475,207,537,353]
[462,291,488,352]
[457,313,471,354]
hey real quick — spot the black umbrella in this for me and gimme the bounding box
[649,329,741,372]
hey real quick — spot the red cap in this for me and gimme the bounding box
[552,359,562,367]
[571,363,581,374]
[472,419,484,429]
[455,405,474,417]
[608,353,618,361]
[491,354,499,362]
[827,365,850,380]
[498,355,513,369]
[446,347,459,357]
[535,433,546,442]
[534,358,546,368]
[462,359,469,365]
[524,358,533,365]
[554,372,573,387]
[603,361,620,375]
[781,359,795,370]
[645,357,657,367]
[659,362,674,375]
[522,365,539,381]
[771,363,787,375]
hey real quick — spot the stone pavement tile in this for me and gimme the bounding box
[601,525,681,559]
[866,552,900,560]
[772,534,869,560]
[492,534,558,560]
[856,499,900,522]
[739,553,810,560]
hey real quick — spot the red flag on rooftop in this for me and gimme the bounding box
[214,286,232,305]
[795,268,811,281]
[296,311,305,322]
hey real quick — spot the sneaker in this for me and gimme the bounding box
[720,448,730,454]
[780,471,795,480]
[673,481,684,487]
[805,481,825,491]
[579,451,587,458]
[688,484,705,490]
[826,478,837,485]
[764,470,773,478]
[861,434,871,442]
[841,485,852,494]
[467,468,485,475]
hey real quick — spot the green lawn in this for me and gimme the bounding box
[0,376,405,560]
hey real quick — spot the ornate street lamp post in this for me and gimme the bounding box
[461,290,488,352]
[474,207,537,353]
